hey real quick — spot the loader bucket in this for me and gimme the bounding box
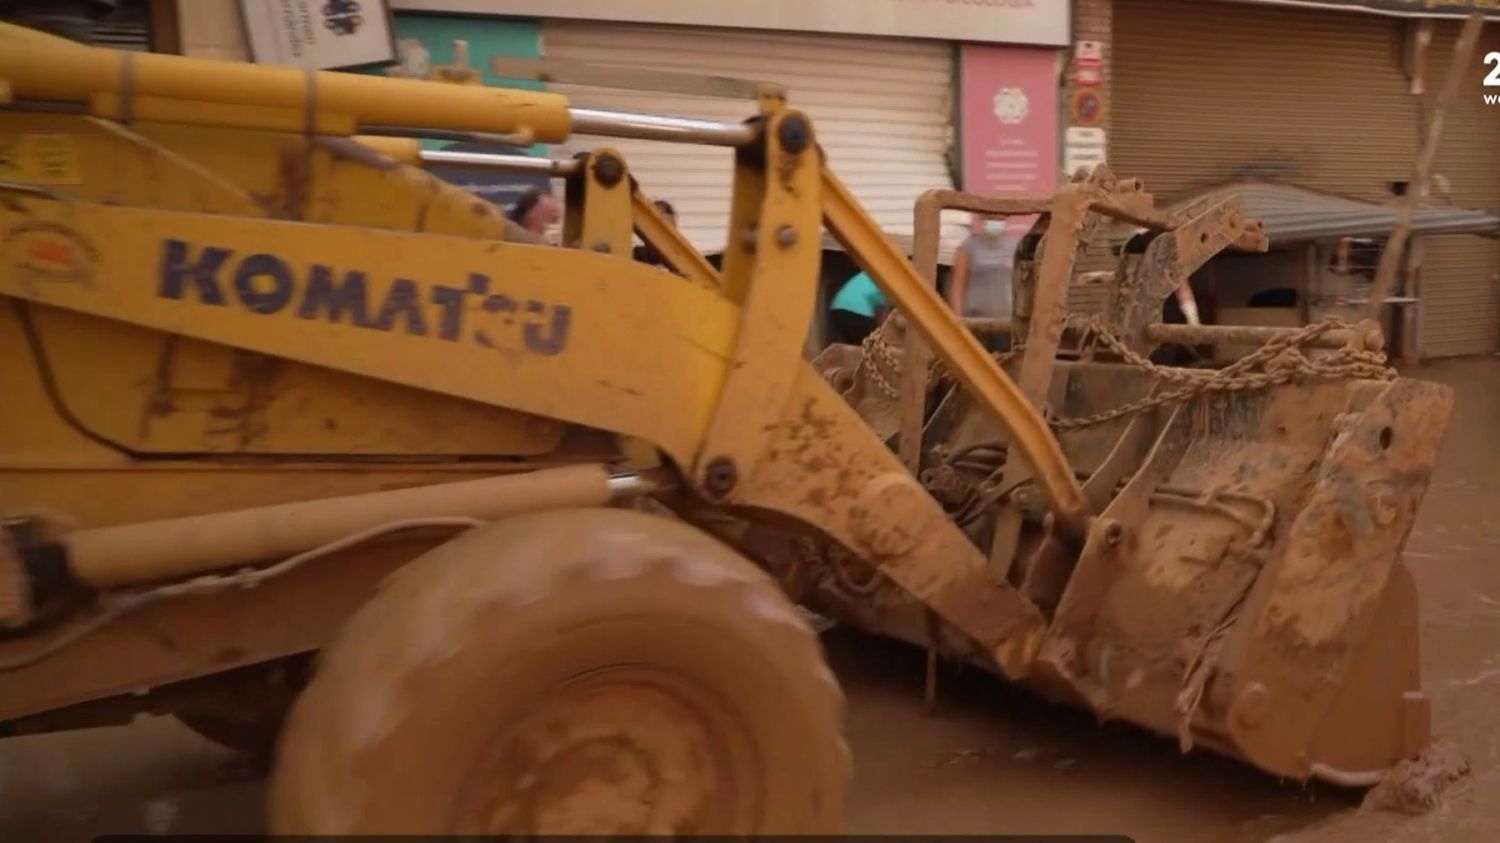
[823,344,1453,784]
[808,174,1461,784]
[1030,366,1452,782]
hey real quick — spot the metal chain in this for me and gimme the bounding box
[856,323,905,400]
[1046,315,1395,431]
[855,320,1020,401]
[850,314,1394,431]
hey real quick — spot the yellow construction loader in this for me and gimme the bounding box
[0,22,1453,834]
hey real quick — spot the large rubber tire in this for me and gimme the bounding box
[269,508,849,835]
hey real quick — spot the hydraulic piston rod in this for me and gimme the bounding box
[63,465,673,589]
[570,108,758,146]
[1,24,758,150]
[0,24,574,142]
[420,149,584,176]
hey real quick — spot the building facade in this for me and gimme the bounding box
[132,1,1500,356]
[1106,0,1500,358]
[169,0,1073,262]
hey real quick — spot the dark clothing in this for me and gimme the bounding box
[984,333,1013,354]
[633,243,669,269]
[633,241,681,270]
[830,310,878,346]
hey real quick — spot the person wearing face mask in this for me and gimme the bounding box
[948,217,1015,350]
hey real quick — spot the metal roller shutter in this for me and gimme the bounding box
[1418,23,1500,357]
[1112,0,1416,204]
[1421,237,1500,357]
[541,21,957,254]
[91,19,150,52]
[1077,0,1417,319]
[1114,0,1500,357]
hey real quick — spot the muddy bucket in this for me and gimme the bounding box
[813,336,1455,783]
[1022,370,1455,784]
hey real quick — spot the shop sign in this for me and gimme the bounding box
[1072,40,1103,87]
[1063,127,1107,180]
[240,0,399,70]
[960,45,1060,199]
[1070,89,1104,126]
[393,0,1070,46]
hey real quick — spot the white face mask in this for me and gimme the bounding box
[981,220,1005,237]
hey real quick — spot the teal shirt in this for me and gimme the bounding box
[831,271,888,318]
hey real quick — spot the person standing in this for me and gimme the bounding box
[633,199,679,271]
[507,187,561,240]
[829,270,888,345]
[948,217,1015,350]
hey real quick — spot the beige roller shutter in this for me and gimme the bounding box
[541,21,957,254]
[176,0,251,61]
[1113,0,1500,356]
[1112,0,1416,204]
[1418,23,1500,358]
[1420,237,1500,357]
[1078,0,1418,318]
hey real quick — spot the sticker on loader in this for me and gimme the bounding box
[0,132,82,185]
[2,221,98,293]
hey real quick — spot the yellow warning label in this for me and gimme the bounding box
[0,132,82,185]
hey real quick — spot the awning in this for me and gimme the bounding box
[1217,0,1500,19]
[1168,181,1500,246]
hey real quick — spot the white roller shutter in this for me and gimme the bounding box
[541,21,960,255]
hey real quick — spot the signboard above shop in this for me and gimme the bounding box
[1217,0,1500,18]
[960,45,1060,198]
[391,0,1070,47]
[240,0,399,70]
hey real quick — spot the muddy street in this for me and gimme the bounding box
[2,357,1498,843]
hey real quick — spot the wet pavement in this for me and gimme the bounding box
[2,357,1498,842]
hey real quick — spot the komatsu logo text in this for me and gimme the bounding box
[155,238,571,356]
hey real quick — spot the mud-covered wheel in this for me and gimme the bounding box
[269,507,849,835]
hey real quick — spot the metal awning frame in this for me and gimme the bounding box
[1217,0,1500,20]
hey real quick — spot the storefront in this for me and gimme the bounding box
[394,0,1071,258]
[0,0,165,51]
[537,19,960,252]
[166,0,1072,262]
[1108,0,1500,358]
[156,0,1075,348]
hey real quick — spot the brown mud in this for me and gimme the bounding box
[2,357,1499,842]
